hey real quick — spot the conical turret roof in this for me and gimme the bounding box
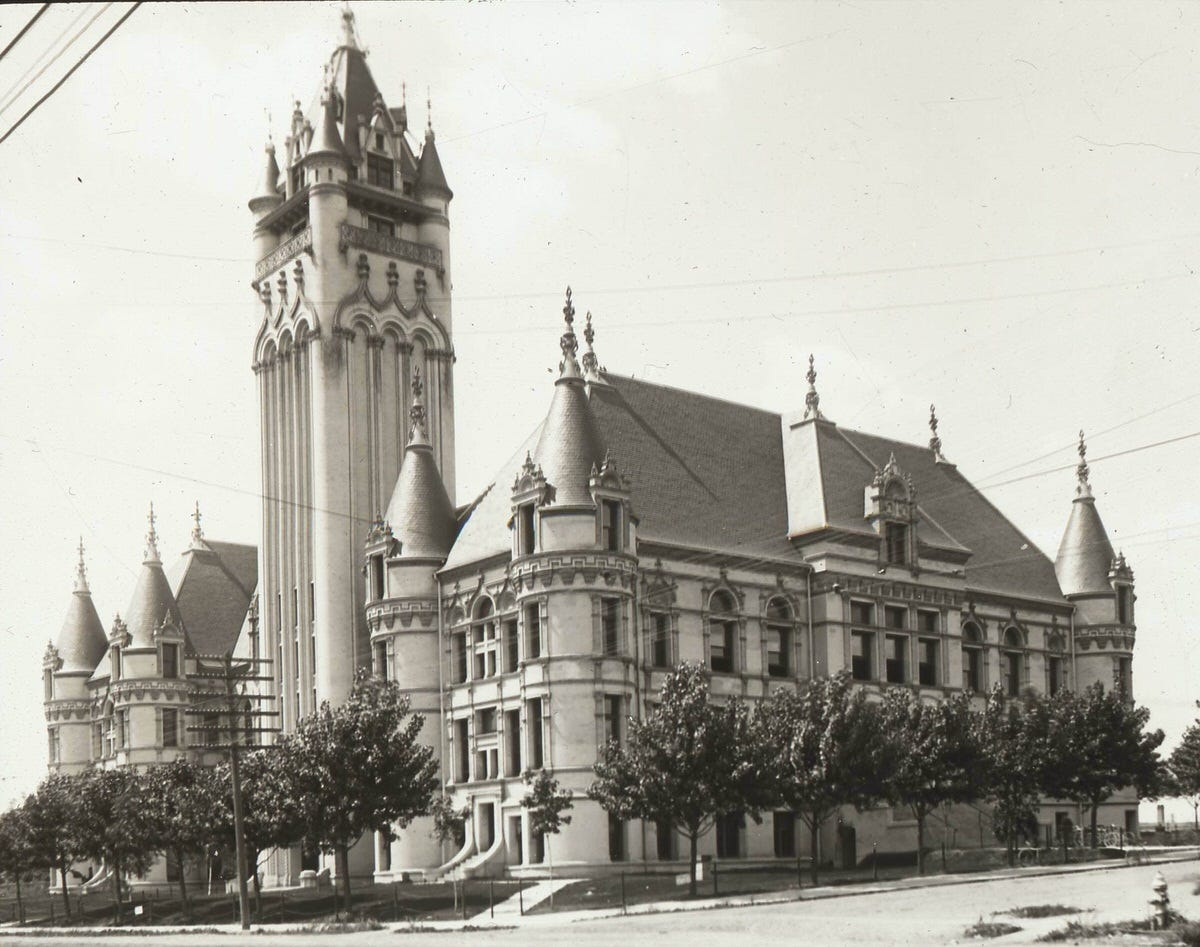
[416,128,452,197]
[124,505,184,648]
[54,541,107,673]
[531,288,607,507]
[1054,432,1116,597]
[382,367,456,559]
[307,90,348,162]
[255,141,281,200]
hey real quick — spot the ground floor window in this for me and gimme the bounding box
[609,814,626,862]
[656,818,676,860]
[716,811,743,858]
[773,811,795,857]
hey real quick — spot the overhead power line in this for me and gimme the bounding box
[0,3,113,119]
[0,3,50,64]
[0,2,140,148]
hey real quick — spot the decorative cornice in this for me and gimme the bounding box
[338,222,443,272]
[509,552,637,594]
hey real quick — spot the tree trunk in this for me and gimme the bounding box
[916,808,926,876]
[1089,801,1099,849]
[548,839,555,909]
[59,859,71,917]
[1193,801,1198,833]
[111,854,122,925]
[176,848,190,918]
[15,872,24,925]
[809,816,821,886]
[251,852,262,920]
[337,844,352,917]
[688,831,698,898]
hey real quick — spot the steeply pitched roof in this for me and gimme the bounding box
[124,559,184,649]
[1054,496,1115,597]
[384,444,457,559]
[536,374,607,508]
[443,373,1066,602]
[55,589,107,674]
[417,132,451,196]
[168,541,257,657]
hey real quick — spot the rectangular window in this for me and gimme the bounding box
[604,694,623,745]
[367,214,396,237]
[503,618,519,672]
[850,601,875,626]
[374,132,385,151]
[454,718,470,783]
[918,638,938,686]
[48,728,59,764]
[885,605,907,630]
[452,631,468,684]
[505,709,521,776]
[473,622,498,679]
[851,631,874,681]
[716,811,742,858]
[476,707,498,734]
[1005,651,1022,697]
[119,710,130,749]
[1118,657,1133,696]
[289,164,303,193]
[651,613,670,668]
[885,634,906,683]
[475,747,499,781]
[963,647,983,692]
[601,598,621,655]
[525,603,542,658]
[885,522,909,564]
[1117,587,1133,625]
[517,504,536,556]
[374,640,389,680]
[370,555,385,601]
[608,814,626,862]
[918,610,939,633]
[710,619,735,673]
[43,670,53,702]
[367,152,395,189]
[656,818,675,861]
[601,500,622,551]
[766,625,789,677]
[1048,655,1063,696]
[527,698,544,769]
[773,811,796,857]
[112,647,122,681]
[162,708,179,748]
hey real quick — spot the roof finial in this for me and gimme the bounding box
[144,502,160,563]
[582,311,599,377]
[409,365,428,443]
[402,81,407,107]
[803,354,823,420]
[426,87,433,137]
[1074,429,1093,498]
[190,501,204,547]
[929,404,946,462]
[558,286,582,378]
[74,537,89,593]
[341,3,358,49]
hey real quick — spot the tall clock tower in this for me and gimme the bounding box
[248,8,455,732]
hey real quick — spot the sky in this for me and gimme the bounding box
[1,0,1199,808]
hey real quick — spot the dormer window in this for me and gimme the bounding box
[601,499,623,552]
[290,165,304,193]
[885,522,909,564]
[370,554,385,601]
[517,503,536,556]
[375,132,385,151]
[43,669,53,701]
[1117,586,1133,625]
[367,152,394,189]
[112,647,122,681]
[161,643,179,680]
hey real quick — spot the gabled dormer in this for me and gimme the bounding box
[510,452,548,558]
[865,453,918,569]
[589,450,634,555]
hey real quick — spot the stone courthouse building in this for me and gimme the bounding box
[43,10,1141,885]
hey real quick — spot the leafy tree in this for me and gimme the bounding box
[0,806,34,924]
[981,688,1054,865]
[283,669,439,911]
[1043,682,1164,847]
[755,672,886,884]
[522,769,573,905]
[1168,709,1200,831]
[213,749,306,918]
[143,760,225,917]
[429,790,468,851]
[72,767,155,922]
[880,689,985,874]
[23,774,83,917]
[588,662,767,897]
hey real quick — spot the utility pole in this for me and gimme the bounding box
[186,651,279,931]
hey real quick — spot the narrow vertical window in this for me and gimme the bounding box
[885,522,909,564]
[525,603,542,658]
[765,599,791,677]
[885,634,906,683]
[651,612,670,668]
[601,597,621,655]
[161,643,179,680]
[503,617,519,672]
[527,697,544,768]
[374,640,389,680]
[851,631,874,681]
[517,504,536,556]
[604,694,623,745]
[601,499,622,552]
[708,591,738,673]
[162,708,179,748]
[505,708,522,776]
[371,555,385,601]
[918,638,938,686]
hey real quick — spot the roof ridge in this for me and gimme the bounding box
[603,372,782,419]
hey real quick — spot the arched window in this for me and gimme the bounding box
[1002,627,1024,697]
[708,591,738,674]
[1046,633,1066,696]
[961,622,983,692]
[472,598,498,680]
[764,598,792,678]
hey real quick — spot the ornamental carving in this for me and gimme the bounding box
[338,222,443,272]
[255,226,313,281]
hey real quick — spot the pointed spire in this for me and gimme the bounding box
[1075,429,1092,498]
[426,88,433,137]
[929,404,946,462]
[308,86,348,161]
[258,139,280,200]
[581,310,606,383]
[408,365,429,446]
[74,537,89,593]
[558,287,583,380]
[144,502,160,563]
[340,3,358,49]
[803,354,823,420]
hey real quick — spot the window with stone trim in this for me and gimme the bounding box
[649,611,671,668]
[1002,627,1023,697]
[503,617,520,672]
[161,643,179,680]
[472,599,499,680]
[517,504,536,556]
[708,591,738,674]
[765,598,792,678]
[162,708,179,748]
[524,602,542,659]
[367,152,394,189]
[918,638,938,686]
[962,622,984,692]
[851,630,874,681]
[885,634,906,683]
[526,697,545,769]
[601,499,623,552]
[601,597,621,655]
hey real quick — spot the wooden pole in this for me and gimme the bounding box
[224,654,252,932]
